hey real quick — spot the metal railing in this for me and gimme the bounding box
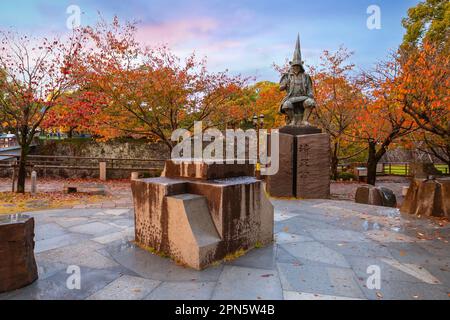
[338,162,449,176]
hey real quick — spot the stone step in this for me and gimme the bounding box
[166,194,221,269]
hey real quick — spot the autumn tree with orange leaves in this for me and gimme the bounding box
[41,90,106,138]
[0,31,85,193]
[312,47,366,180]
[356,56,417,185]
[70,18,246,150]
[398,42,450,167]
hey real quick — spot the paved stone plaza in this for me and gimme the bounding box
[0,199,449,300]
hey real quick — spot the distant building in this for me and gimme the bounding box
[0,133,17,148]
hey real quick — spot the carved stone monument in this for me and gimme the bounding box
[132,160,274,270]
[267,35,330,199]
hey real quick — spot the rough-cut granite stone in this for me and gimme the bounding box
[401,178,450,218]
[132,162,274,270]
[0,214,38,293]
[355,185,397,208]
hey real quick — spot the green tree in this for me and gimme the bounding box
[401,0,450,50]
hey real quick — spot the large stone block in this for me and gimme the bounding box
[132,162,274,270]
[355,185,397,208]
[163,160,254,180]
[132,177,187,253]
[296,133,331,199]
[401,178,450,218]
[266,133,294,198]
[166,194,221,270]
[186,178,273,247]
[0,214,38,293]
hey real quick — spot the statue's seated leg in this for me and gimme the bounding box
[293,102,304,126]
[282,101,295,126]
[301,98,316,126]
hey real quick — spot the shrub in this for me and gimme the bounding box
[337,172,357,181]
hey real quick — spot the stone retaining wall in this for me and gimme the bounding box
[0,139,170,179]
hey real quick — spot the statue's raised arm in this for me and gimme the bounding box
[279,73,289,92]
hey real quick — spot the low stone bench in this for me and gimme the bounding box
[0,214,38,293]
[63,183,107,195]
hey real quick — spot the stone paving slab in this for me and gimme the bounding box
[212,266,283,300]
[145,281,217,300]
[281,241,351,268]
[87,275,161,300]
[106,245,224,282]
[0,200,449,300]
[277,262,366,299]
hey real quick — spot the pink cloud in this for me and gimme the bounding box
[136,18,218,46]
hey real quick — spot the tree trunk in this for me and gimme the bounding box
[16,144,29,193]
[367,140,389,186]
[331,141,339,180]
[366,141,378,186]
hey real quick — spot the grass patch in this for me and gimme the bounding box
[254,241,263,249]
[384,164,449,175]
[223,248,247,262]
[134,242,170,259]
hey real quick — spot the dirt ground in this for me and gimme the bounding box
[0,177,133,214]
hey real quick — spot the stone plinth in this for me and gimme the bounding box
[401,178,450,218]
[266,133,294,197]
[266,128,330,199]
[279,125,322,136]
[0,214,38,293]
[132,162,274,270]
[296,133,331,199]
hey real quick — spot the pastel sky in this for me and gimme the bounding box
[1,0,420,81]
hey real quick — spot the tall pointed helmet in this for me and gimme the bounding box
[291,34,303,67]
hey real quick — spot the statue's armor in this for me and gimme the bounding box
[279,72,314,114]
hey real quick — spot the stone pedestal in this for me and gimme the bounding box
[266,133,295,197]
[132,160,274,270]
[267,127,330,199]
[0,214,38,293]
[401,178,450,218]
